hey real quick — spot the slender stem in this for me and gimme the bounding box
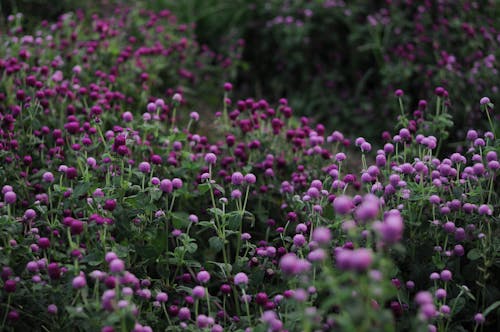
[1,294,11,329]
[241,288,251,324]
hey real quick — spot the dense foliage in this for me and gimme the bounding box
[0,2,499,332]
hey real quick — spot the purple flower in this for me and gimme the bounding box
[139,161,151,173]
[480,97,490,105]
[2,185,13,194]
[172,93,182,103]
[231,189,242,199]
[109,259,125,273]
[293,234,306,247]
[197,271,210,284]
[279,253,310,275]
[4,279,16,293]
[231,172,244,185]
[147,102,157,113]
[204,153,217,164]
[23,209,36,220]
[105,252,118,263]
[333,195,352,215]
[307,248,326,262]
[312,227,331,244]
[47,304,58,315]
[415,291,433,305]
[234,272,249,286]
[380,213,404,244]
[440,270,452,281]
[72,275,87,289]
[172,178,183,189]
[4,191,16,204]
[42,172,55,183]
[192,286,205,298]
[474,313,485,324]
[122,111,133,122]
[244,173,256,184]
[156,292,168,303]
[160,179,173,193]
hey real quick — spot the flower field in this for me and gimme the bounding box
[0,2,499,332]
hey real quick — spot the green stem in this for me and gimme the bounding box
[1,294,11,329]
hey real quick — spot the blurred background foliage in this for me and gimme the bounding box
[1,0,499,143]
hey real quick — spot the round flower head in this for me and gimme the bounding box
[231,172,244,185]
[178,307,191,320]
[234,272,249,286]
[333,195,352,215]
[160,179,173,193]
[23,209,36,220]
[244,173,256,184]
[474,313,485,324]
[109,259,125,273]
[308,248,326,262]
[351,248,373,272]
[440,270,452,281]
[2,185,13,194]
[480,97,490,105]
[105,252,118,263]
[192,286,205,298]
[122,111,133,122]
[293,234,306,247]
[197,271,210,284]
[204,153,217,165]
[172,93,182,103]
[147,102,157,113]
[231,189,242,199]
[312,227,331,244]
[190,111,199,121]
[4,191,16,205]
[380,214,404,244]
[335,152,347,162]
[156,292,168,302]
[139,162,151,173]
[42,172,54,183]
[47,304,58,315]
[172,178,183,189]
[72,275,86,289]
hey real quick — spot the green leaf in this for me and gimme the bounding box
[208,207,224,217]
[450,297,466,315]
[197,221,215,228]
[149,188,163,201]
[213,183,225,195]
[209,236,224,253]
[81,252,104,266]
[172,212,189,229]
[483,300,500,317]
[467,248,482,261]
[73,182,91,198]
[65,306,89,319]
[197,183,211,194]
[186,242,198,254]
